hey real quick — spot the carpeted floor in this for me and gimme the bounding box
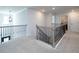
[0,31,79,53]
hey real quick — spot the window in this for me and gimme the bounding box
[52,16,55,23]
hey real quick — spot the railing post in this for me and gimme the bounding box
[51,24,55,47]
[1,27,2,44]
[51,28,55,47]
[36,25,39,40]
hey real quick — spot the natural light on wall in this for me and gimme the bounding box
[3,15,13,26]
[2,10,14,26]
[52,16,55,23]
[36,11,43,18]
[36,11,44,22]
[3,16,9,25]
[68,10,78,17]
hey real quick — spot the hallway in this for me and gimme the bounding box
[0,31,79,53]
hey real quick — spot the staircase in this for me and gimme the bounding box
[36,24,67,47]
[36,25,50,44]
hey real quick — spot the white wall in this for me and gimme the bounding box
[44,13,52,27]
[0,9,53,42]
[0,14,4,26]
[13,9,27,25]
[68,10,79,32]
[0,14,9,26]
[0,8,63,38]
[14,8,46,37]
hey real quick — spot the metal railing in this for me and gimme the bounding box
[36,25,50,44]
[0,25,27,44]
[52,24,67,47]
[36,24,67,47]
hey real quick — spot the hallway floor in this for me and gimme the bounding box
[0,31,79,53]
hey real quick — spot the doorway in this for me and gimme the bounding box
[60,15,68,30]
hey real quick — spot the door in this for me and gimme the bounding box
[68,13,79,32]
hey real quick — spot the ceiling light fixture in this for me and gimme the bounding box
[52,8,55,10]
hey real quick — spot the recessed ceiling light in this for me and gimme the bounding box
[52,8,55,10]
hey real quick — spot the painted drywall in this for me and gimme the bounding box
[13,8,46,37]
[0,13,14,26]
[44,13,52,27]
[0,8,67,39]
[0,13,10,26]
[60,15,68,24]
[0,8,47,39]
[0,14,4,26]
[68,10,79,32]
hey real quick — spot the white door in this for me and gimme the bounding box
[68,13,79,32]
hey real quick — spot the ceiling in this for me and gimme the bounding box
[0,6,79,15]
[29,6,79,14]
[0,6,27,14]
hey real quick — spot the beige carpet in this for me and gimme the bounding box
[0,31,79,53]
